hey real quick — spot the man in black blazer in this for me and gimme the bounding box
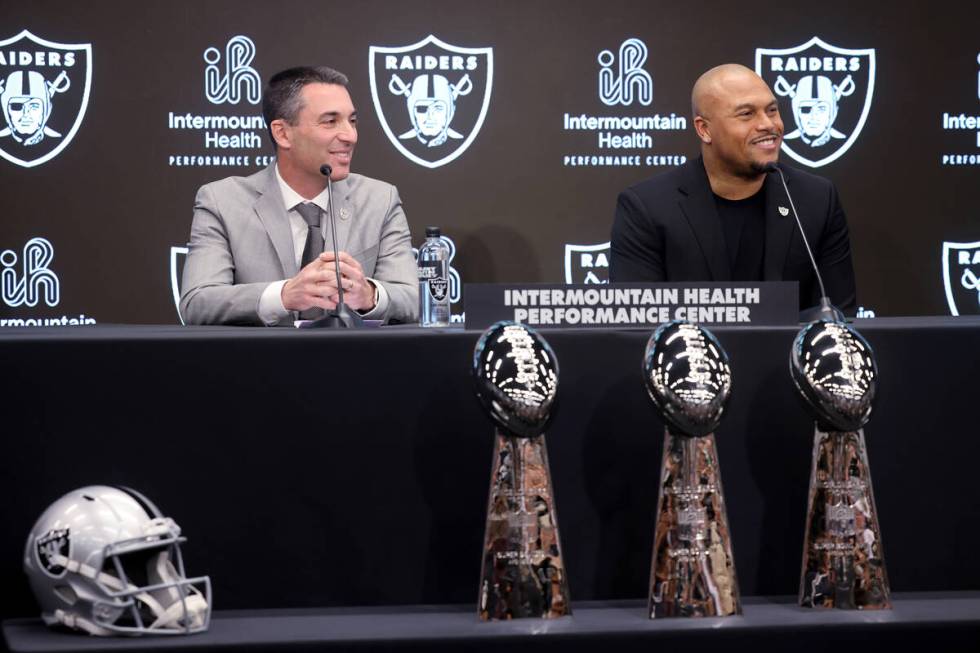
[610,64,856,314]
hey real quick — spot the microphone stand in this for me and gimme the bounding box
[765,163,844,323]
[303,165,364,328]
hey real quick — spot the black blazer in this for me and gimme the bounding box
[609,157,857,313]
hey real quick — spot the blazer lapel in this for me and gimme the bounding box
[326,177,353,253]
[677,159,731,281]
[252,165,297,278]
[763,165,795,281]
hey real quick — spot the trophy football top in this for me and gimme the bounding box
[643,320,732,438]
[472,321,559,438]
[791,320,877,432]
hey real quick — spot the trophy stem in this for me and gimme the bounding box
[648,430,740,618]
[799,426,890,609]
[478,430,571,620]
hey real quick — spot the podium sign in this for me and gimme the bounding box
[465,282,798,329]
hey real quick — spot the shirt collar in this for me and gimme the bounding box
[274,163,330,213]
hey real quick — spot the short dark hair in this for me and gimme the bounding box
[262,66,349,148]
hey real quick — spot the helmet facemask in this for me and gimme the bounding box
[87,519,211,635]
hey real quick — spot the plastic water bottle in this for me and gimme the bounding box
[418,226,451,327]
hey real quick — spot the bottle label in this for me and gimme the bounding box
[418,262,439,280]
[428,277,448,301]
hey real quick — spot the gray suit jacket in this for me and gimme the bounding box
[180,164,418,325]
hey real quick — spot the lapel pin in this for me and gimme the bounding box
[778,206,790,217]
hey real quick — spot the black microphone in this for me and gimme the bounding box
[762,162,842,322]
[301,164,364,328]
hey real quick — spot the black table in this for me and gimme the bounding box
[1,318,978,623]
[5,593,980,652]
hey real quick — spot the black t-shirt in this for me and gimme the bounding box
[714,189,766,281]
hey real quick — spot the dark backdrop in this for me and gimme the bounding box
[2,0,979,324]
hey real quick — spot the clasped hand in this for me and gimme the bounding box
[281,252,375,312]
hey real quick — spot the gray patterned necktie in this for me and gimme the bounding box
[295,202,324,319]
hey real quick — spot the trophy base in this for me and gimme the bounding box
[648,430,741,618]
[477,431,571,621]
[799,427,891,610]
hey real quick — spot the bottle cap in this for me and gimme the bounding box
[425,226,441,238]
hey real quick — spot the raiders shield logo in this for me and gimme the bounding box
[369,35,493,169]
[429,277,449,301]
[942,241,980,316]
[35,528,70,578]
[755,36,874,168]
[0,30,92,168]
[170,246,188,324]
[564,242,610,284]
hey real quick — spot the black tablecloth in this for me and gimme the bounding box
[5,593,980,652]
[1,318,978,620]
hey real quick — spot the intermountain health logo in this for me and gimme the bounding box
[563,37,687,169]
[0,30,91,168]
[1,237,96,327]
[166,35,270,168]
[756,36,875,168]
[599,38,653,107]
[369,35,493,169]
[2,237,58,307]
[203,35,260,105]
[939,53,980,167]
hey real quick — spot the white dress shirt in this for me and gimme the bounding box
[257,164,386,325]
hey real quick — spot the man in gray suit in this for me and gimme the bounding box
[180,66,418,326]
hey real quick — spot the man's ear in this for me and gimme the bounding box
[693,115,711,144]
[270,119,291,150]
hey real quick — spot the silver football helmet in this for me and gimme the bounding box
[23,486,211,636]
